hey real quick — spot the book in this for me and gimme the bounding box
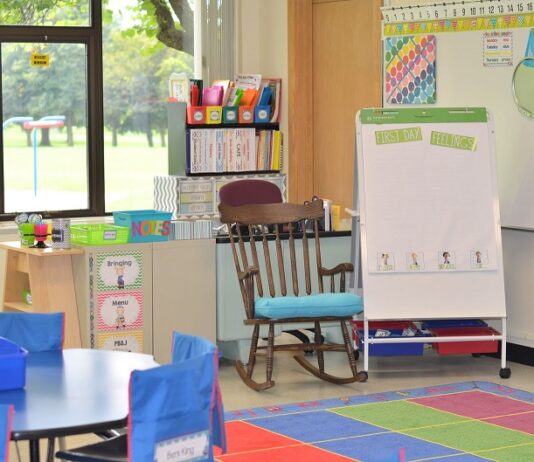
[215,129,225,172]
[202,86,223,106]
[272,130,282,171]
[226,87,244,106]
[212,79,232,106]
[240,88,259,107]
[235,73,262,90]
[262,78,282,123]
[258,85,272,106]
[169,72,190,103]
[189,79,203,105]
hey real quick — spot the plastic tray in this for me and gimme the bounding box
[421,319,488,329]
[351,320,416,331]
[113,210,172,243]
[430,327,500,355]
[71,224,130,246]
[355,327,428,356]
[0,337,28,391]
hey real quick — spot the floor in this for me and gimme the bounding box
[8,349,534,461]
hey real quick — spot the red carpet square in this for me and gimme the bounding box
[484,411,534,435]
[411,390,534,419]
[215,420,299,454]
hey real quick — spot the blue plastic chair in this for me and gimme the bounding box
[0,405,13,462]
[0,312,64,352]
[56,332,226,462]
[0,312,64,462]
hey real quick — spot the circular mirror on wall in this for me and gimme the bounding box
[512,58,534,118]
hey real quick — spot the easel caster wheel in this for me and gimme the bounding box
[358,371,368,382]
[499,368,511,379]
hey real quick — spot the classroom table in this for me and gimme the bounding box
[0,348,158,462]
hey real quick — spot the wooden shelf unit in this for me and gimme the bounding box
[0,241,83,348]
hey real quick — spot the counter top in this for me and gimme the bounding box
[0,241,83,256]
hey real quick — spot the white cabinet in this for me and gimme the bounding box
[152,239,216,363]
[73,239,216,364]
[72,243,154,355]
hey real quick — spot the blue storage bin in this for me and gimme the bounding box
[113,210,173,243]
[0,337,28,391]
[421,319,487,330]
[357,328,428,356]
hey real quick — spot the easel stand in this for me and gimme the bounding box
[352,108,510,380]
[361,318,509,378]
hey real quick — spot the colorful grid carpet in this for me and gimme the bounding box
[215,381,534,462]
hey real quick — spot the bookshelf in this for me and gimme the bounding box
[167,102,283,177]
[186,123,281,176]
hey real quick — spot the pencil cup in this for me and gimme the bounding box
[19,223,35,247]
[33,223,49,249]
[238,106,254,123]
[206,106,222,124]
[254,105,271,123]
[187,106,206,124]
[223,107,238,123]
[51,218,71,249]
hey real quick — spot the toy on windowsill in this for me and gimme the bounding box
[15,213,49,248]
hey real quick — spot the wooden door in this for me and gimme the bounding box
[289,0,382,216]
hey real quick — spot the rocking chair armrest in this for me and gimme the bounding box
[237,266,259,281]
[319,263,354,276]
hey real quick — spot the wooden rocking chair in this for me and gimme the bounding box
[218,199,367,391]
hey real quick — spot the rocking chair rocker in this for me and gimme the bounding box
[218,199,366,391]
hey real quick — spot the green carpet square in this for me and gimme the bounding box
[405,420,534,453]
[480,442,534,461]
[331,401,467,430]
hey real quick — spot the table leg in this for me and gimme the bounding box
[46,437,55,462]
[29,439,40,462]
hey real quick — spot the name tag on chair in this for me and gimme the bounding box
[155,430,209,462]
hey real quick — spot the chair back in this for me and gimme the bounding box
[0,312,64,352]
[0,405,13,462]
[219,200,349,319]
[128,332,226,462]
[171,330,216,361]
[219,179,283,207]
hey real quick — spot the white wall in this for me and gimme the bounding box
[235,0,288,173]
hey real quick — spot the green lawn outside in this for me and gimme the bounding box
[3,125,168,212]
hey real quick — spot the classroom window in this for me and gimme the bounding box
[1,41,90,213]
[103,0,195,212]
[0,0,201,219]
[0,1,91,27]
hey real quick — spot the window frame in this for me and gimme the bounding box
[0,0,104,221]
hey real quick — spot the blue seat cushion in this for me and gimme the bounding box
[255,293,363,319]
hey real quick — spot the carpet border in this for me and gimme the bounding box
[225,381,534,421]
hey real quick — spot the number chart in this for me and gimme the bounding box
[382,0,534,36]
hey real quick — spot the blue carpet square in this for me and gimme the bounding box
[315,432,460,461]
[248,410,384,442]
[437,455,492,461]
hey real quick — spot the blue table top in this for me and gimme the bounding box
[0,349,158,440]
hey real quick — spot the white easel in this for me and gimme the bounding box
[349,107,510,380]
